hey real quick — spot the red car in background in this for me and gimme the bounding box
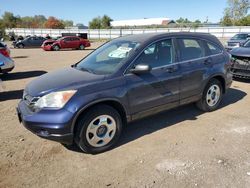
[42,36,91,51]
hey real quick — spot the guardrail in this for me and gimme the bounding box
[5,27,250,40]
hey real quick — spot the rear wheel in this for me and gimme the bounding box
[196,78,223,112]
[74,105,123,154]
[53,45,60,51]
[79,44,85,50]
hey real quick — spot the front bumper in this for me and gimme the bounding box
[0,66,14,73]
[42,45,52,51]
[17,100,74,144]
[231,60,250,79]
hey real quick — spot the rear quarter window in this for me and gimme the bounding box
[206,42,223,55]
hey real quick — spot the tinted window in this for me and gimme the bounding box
[207,42,222,55]
[243,40,250,47]
[63,38,71,41]
[134,39,174,68]
[177,38,205,61]
[72,37,80,41]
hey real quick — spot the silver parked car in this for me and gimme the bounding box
[0,42,15,73]
[225,33,250,51]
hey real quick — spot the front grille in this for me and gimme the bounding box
[228,42,238,47]
[231,55,250,70]
[231,55,250,78]
[23,92,39,109]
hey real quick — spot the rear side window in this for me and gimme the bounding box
[64,38,71,41]
[177,38,205,61]
[207,42,222,55]
[72,37,80,41]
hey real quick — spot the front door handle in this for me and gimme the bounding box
[165,66,177,73]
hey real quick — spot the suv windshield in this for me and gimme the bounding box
[243,40,250,47]
[75,40,140,75]
[232,34,249,40]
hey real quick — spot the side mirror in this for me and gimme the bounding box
[130,64,151,74]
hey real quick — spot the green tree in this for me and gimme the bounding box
[2,12,18,28]
[61,20,74,27]
[221,9,233,26]
[223,0,250,25]
[89,16,102,29]
[101,15,113,29]
[236,14,250,25]
[89,15,113,29]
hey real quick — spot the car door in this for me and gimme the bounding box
[176,38,209,104]
[125,38,181,119]
[25,37,34,47]
[61,37,71,48]
[32,37,41,47]
[71,37,80,48]
[37,37,45,46]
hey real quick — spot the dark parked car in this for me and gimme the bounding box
[42,36,91,51]
[17,32,232,154]
[225,33,250,51]
[13,36,46,48]
[230,39,250,79]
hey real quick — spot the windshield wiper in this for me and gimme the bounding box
[80,67,94,74]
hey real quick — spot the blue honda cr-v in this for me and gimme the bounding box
[17,32,232,154]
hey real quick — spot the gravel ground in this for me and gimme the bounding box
[0,42,250,188]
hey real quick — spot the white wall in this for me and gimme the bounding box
[5,26,250,40]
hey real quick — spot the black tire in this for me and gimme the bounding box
[196,78,223,112]
[79,44,85,50]
[17,43,24,48]
[53,45,60,51]
[74,105,123,154]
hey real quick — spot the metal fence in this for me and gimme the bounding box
[5,26,250,40]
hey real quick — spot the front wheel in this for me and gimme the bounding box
[196,78,223,112]
[75,105,123,154]
[17,43,24,48]
[53,45,60,51]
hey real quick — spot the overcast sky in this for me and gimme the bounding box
[0,0,227,25]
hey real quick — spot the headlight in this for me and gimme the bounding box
[34,90,77,109]
[235,43,240,47]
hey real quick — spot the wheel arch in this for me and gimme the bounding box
[71,99,129,134]
[205,74,226,93]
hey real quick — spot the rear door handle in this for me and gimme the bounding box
[204,58,213,65]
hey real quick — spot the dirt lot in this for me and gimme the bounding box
[0,42,250,188]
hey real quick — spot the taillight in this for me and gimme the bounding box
[0,49,10,58]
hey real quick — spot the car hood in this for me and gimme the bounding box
[230,47,250,58]
[26,67,105,97]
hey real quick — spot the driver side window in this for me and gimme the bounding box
[133,39,174,69]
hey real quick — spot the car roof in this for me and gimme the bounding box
[115,32,218,45]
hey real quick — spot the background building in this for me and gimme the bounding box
[111,17,175,28]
